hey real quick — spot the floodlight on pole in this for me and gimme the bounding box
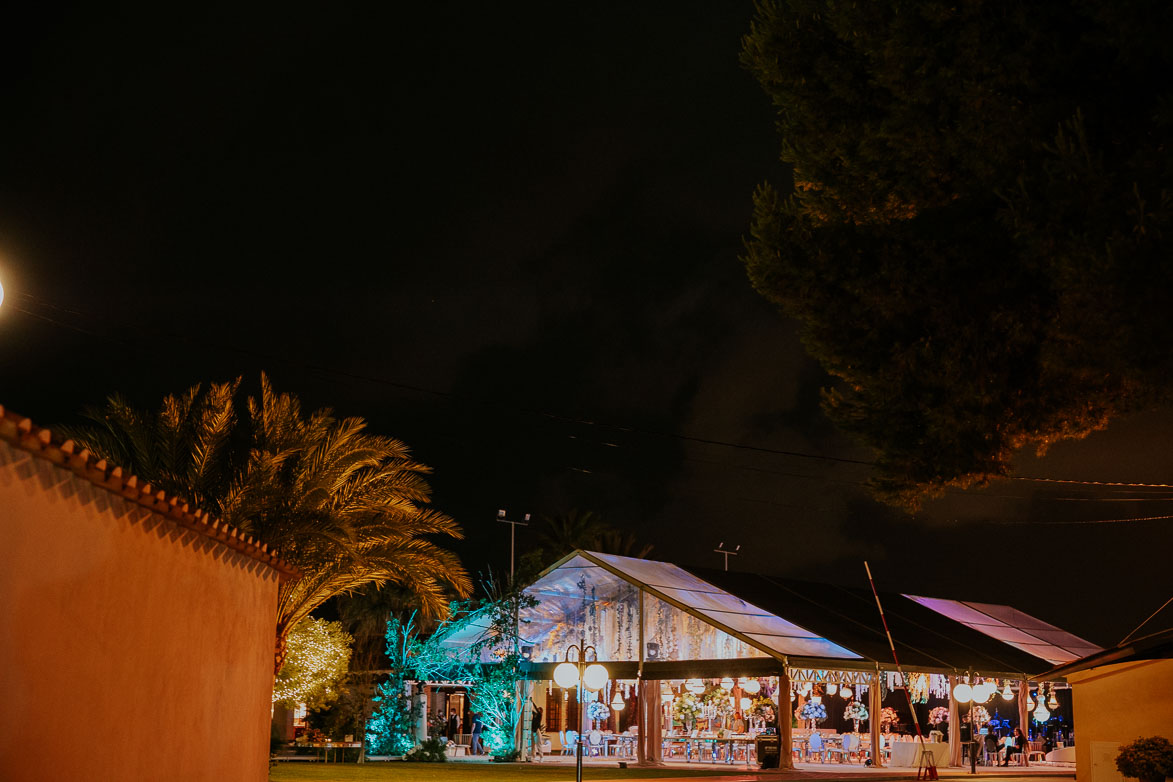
[496,509,530,581]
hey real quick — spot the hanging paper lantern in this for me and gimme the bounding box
[953,683,973,703]
[720,677,735,691]
[742,679,761,694]
[740,697,752,710]
[841,686,852,699]
[826,683,838,696]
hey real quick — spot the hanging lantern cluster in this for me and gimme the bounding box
[953,678,999,704]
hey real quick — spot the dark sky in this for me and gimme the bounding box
[2,2,1170,647]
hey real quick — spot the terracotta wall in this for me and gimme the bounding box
[0,440,280,782]
[1068,659,1173,782]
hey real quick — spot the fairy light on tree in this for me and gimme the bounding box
[273,617,353,708]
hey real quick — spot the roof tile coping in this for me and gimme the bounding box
[0,404,299,582]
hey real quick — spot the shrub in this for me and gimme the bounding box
[403,737,448,763]
[1116,737,1173,781]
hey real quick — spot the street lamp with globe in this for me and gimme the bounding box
[553,642,608,782]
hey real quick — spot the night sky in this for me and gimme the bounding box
[2,3,1170,647]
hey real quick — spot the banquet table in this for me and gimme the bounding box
[310,742,362,763]
[662,736,757,763]
[889,740,948,767]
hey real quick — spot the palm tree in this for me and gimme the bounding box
[64,374,471,672]
[533,509,654,566]
[534,509,610,555]
[593,528,654,559]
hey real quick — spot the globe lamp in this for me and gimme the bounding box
[553,662,579,689]
[583,663,608,691]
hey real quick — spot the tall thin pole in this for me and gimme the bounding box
[577,630,586,782]
[864,563,932,767]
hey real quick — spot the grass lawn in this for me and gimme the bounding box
[269,762,748,781]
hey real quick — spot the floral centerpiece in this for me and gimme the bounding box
[1116,736,1173,782]
[929,707,950,726]
[880,707,900,732]
[799,698,827,727]
[750,696,775,723]
[587,700,611,727]
[673,691,702,729]
[844,700,869,732]
[701,686,735,724]
[961,705,990,726]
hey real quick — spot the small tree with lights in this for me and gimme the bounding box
[273,617,353,711]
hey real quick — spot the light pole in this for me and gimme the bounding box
[497,510,529,756]
[497,509,530,580]
[953,674,995,774]
[553,640,608,782]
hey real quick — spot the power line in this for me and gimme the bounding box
[1008,475,1173,490]
[997,513,1173,526]
[10,291,1173,502]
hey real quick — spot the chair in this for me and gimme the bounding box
[826,733,858,763]
[982,735,1000,766]
[1026,740,1047,764]
[563,730,579,756]
[558,730,567,755]
[587,730,604,756]
[808,732,826,762]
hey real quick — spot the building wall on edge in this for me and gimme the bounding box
[1068,658,1173,782]
[0,441,279,782]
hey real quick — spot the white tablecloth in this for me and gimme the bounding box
[889,740,948,767]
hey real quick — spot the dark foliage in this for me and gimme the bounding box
[741,0,1173,504]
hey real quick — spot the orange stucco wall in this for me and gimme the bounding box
[1068,659,1173,782]
[0,440,280,782]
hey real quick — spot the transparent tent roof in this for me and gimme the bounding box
[904,595,1103,665]
[510,551,860,663]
